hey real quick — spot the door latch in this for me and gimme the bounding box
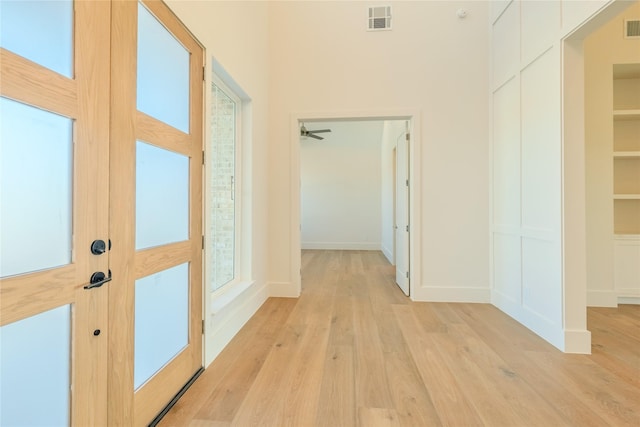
[84,270,112,289]
[91,239,107,255]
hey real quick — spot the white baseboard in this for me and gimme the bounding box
[618,296,640,305]
[204,280,269,367]
[411,285,490,303]
[492,291,565,352]
[586,290,618,307]
[381,244,394,264]
[564,328,592,354]
[301,242,381,250]
[269,281,299,298]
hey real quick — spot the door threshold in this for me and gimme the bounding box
[148,367,205,427]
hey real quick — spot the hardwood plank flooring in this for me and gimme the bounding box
[160,250,640,427]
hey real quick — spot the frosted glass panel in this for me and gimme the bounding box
[0,0,73,77]
[137,2,190,133]
[134,263,189,389]
[0,97,73,278]
[135,141,189,249]
[0,305,71,426]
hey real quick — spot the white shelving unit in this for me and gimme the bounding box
[612,64,640,302]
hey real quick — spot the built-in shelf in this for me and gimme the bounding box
[613,151,640,158]
[612,65,640,295]
[614,234,640,240]
[613,65,640,236]
[613,109,640,120]
[614,194,640,200]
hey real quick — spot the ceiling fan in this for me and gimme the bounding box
[300,123,331,140]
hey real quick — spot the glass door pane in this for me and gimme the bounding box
[0,97,73,278]
[0,0,73,77]
[135,141,189,250]
[0,305,71,426]
[136,2,189,133]
[134,263,189,389]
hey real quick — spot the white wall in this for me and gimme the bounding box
[300,121,383,250]
[584,2,640,307]
[166,0,271,366]
[380,120,407,263]
[268,1,491,302]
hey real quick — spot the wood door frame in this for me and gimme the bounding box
[108,0,204,425]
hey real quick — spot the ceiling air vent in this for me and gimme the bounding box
[368,6,392,31]
[625,19,640,38]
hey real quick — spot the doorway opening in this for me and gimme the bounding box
[298,119,409,296]
[290,111,421,299]
[563,0,639,352]
[581,1,640,308]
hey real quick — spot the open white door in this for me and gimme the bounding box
[395,124,410,295]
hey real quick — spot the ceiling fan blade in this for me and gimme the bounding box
[309,129,331,133]
[308,133,324,140]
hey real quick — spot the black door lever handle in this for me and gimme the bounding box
[84,271,112,289]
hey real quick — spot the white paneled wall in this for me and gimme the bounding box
[491,0,564,348]
[490,0,613,352]
[521,1,560,65]
[492,78,520,228]
[492,1,520,87]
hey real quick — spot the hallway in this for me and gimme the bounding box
[160,250,639,426]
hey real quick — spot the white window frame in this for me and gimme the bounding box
[208,73,246,298]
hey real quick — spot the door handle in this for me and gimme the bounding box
[84,271,112,289]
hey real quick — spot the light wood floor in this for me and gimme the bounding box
[160,250,640,427]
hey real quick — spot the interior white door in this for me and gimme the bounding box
[395,125,410,296]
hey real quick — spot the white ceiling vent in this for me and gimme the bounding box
[625,19,640,38]
[368,6,392,31]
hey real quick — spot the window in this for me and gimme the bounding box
[210,79,241,291]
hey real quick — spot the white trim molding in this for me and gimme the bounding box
[268,281,299,298]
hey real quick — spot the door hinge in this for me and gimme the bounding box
[202,150,205,165]
[405,179,409,187]
[406,271,409,279]
[406,133,410,141]
[202,235,205,250]
[203,66,206,81]
[202,319,205,334]
[405,225,409,232]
